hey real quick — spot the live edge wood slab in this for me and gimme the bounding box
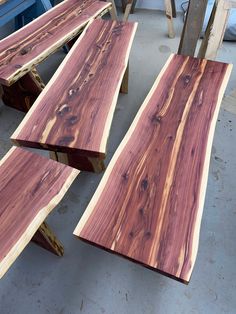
[0,0,111,112]
[74,54,232,284]
[0,0,111,86]
[11,19,137,172]
[0,147,79,279]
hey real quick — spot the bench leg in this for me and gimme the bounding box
[171,0,176,18]
[131,0,137,14]
[123,0,133,21]
[198,0,230,60]
[164,0,175,38]
[1,68,44,112]
[107,0,118,20]
[50,151,105,173]
[32,221,64,257]
[121,0,126,12]
[31,67,45,89]
[120,63,129,94]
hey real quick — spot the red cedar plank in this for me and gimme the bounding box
[11,19,137,159]
[0,0,111,86]
[74,54,232,284]
[0,147,79,279]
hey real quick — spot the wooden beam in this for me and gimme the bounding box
[0,0,111,86]
[198,0,230,60]
[178,0,208,56]
[11,19,137,172]
[171,0,176,18]
[32,221,64,256]
[131,0,137,14]
[123,0,133,22]
[74,54,232,284]
[106,0,118,20]
[121,0,126,13]
[164,0,175,38]
[0,147,79,279]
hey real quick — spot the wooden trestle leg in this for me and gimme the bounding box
[107,0,118,20]
[1,67,44,112]
[32,221,64,257]
[164,0,175,38]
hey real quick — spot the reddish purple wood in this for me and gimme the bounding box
[74,54,232,283]
[0,0,110,86]
[11,19,137,170]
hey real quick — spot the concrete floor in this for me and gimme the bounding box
[0,9,236,314]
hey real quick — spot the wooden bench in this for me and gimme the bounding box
[11,19,137,172]
[0,146,79,279]
[73,54,232,284]
[0,0,112,112]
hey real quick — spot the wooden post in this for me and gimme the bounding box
[1,68,44,112]
[107,0,118,20]
[164,0,175,38]
[198,0,235,60]
[121,0,126,13]
[121,1,132,94]
[171,0,177,18]
[178,0,208,56]
[123,0,133,21]
[32,221,64,256]
[131,0,137,14]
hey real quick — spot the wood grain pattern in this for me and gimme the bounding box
[11,19,137,169]
[74,54,232,284]
[0,147,79,279]
[0,0,111,86]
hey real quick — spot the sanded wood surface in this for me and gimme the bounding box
[11,19,137,167]
[0,147,79,279]
[0,0,111,86]
[74,54,232,284]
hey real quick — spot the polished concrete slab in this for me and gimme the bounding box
[0,8,236,314]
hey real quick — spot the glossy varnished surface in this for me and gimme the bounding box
[74,54,232,283]
[0,0,111,86]
[0,147,79,278]
[12,19,137,160]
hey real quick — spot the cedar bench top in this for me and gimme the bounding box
[74,54,232,284]
[11,19,137,160]
[0,147,79,279]
[0,0,111,86]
